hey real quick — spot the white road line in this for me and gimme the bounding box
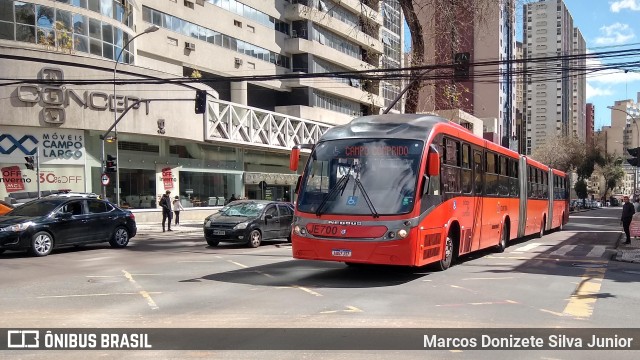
[292,285,323,297]
[227,260,248,268]
[34,292,162,299]
[586,246,607,258]
[550,245,576,256]
[512,243,542,252]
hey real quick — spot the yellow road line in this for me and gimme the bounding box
[122,270,159,310]
[562,267,606,319]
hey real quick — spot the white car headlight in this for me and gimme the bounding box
[0,222,33,232]
[233,222,249,230]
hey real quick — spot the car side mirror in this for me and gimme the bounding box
[264,214,273,220]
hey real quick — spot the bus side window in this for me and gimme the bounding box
[473,150,483,194]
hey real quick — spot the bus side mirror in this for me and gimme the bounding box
[427,151,440,176]
[290,147,300,171]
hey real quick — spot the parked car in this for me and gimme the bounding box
[0,196,136,257]
[0,200,14,216]
[203,200,294,248]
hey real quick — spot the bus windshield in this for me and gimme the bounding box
[297,139,424,216]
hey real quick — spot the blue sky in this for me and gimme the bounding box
[403,0,640,131]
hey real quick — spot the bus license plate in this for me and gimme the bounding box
[332,249,352,257]
[213,230,225,235]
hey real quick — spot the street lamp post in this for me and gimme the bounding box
[101,25,159,202]
[608,105,639,196]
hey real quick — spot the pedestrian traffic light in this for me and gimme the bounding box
[106,154,117,173]
[453,52,470,81]
[24,156,35,170]
[195,90,207,114]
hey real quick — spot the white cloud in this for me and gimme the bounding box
[586,83,613,99]
[594,23,635,45]
[610,0,640,12]
[586,55,640,84]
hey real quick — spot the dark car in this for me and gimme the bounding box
[0,196,137,257]
[203,200,293,248]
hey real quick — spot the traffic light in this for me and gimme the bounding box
[106,154,117,173]
[628,147,640,158]
[195,90,207,114]
[628,158,640,167]
[24,156,35,170]
[453,52,470,81]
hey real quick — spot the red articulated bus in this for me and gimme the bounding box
[288,114,569,270]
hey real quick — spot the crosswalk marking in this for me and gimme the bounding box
[550,245,576,256]
[512,243,542,252]
[586,245,606,258]
[509,244,607,258]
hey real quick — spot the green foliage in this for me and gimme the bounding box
[574,179,588,199]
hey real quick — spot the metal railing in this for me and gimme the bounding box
[205,98,333,150]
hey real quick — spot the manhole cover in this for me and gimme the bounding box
[571,263,607,268]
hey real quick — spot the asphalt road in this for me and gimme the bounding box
[1,207,639,359]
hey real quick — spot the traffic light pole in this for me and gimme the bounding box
[35,145,40,199]
[99,98,195,204]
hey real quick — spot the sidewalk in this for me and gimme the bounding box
[135,220,203,234]
[615,234,640,263]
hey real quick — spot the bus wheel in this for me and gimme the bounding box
[559,214,564,231]
[538,219,546,238]
[436,235,454,271]
[495,223,508,253]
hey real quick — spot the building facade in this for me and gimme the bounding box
[515,41,525,154]
[523,0,586,155]
[0,0,403,212]
[586,102,594,145]
[414,0,516,149]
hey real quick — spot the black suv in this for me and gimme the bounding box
[0,196,137,257]
[203,200,293,248]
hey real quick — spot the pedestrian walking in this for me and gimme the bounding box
[159,190,173,232]
[227,193,237,205]
[621,195,635,244]
[173,196,184,226]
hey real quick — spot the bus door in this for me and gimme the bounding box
[470,149,484,251]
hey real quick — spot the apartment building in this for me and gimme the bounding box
[523,0,586,155]
[415,0,516,148]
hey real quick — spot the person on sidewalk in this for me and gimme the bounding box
[621,195,635,244]
[159,190,173,232]
[172,196,184,226]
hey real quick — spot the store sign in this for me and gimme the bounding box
[0,165,84,200]
[160,167,175,190]
[0,127,85,165]
[16,67,150,125]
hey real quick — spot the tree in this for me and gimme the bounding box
[599,155,625,199]
[530,135,586,172]
[574,179,588,200]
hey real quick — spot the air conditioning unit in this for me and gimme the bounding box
[185,42,195,50]
[234,58,243,66]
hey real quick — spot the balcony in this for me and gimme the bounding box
[284,3,383,54]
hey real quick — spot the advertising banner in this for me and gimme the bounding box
[0,126,85,165]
